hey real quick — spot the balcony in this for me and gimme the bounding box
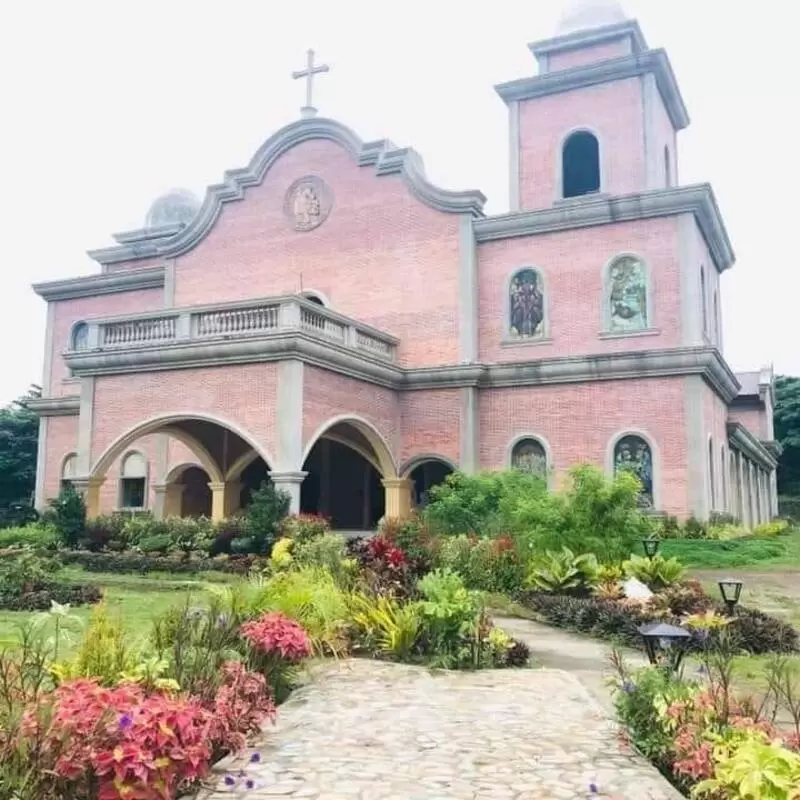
[64,295,399,379]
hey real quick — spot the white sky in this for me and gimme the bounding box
[0,0,796,406]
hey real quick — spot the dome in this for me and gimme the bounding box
[555,0,627,36]
[144,188,202,228]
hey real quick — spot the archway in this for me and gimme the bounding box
[300,417,397,531]
[402,456,456,509]
[89,413,275,520]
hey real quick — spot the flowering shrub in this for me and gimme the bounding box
[279,513,330,544]
[349,535,417,598]
[24,678,213,799]
[241,612,311,663]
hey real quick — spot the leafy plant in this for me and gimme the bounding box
[279,513,330,544]
[754,520,790,538]
[245,481,291,554]
[527,547,598,594]
[623,553,685,591]
[293,532,356,588]
[137,533,173,554]
[0,523,57,550]
[351,593,422,660]
[42,486,86,548]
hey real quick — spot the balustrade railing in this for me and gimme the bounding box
[77,297,397,361]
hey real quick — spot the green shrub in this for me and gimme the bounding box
[292,533,354,587]
[708,523,750,541]
[209,516,249,555]
[753,520,789,537]
[729,607,799,654]
[351,593,422,660]
[0,548,60,593]
[245,482,291,554]
[656,515,682,539]
[0,523,57,550]
[527,547,598,595]
[279,513,330,544]
[622,553,685,591]
[56,549,257,575]
[682,516,709,539]
[436,534,526,595]
[136,534,172,554]
[42,487,86,548]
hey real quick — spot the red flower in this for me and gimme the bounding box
[240,612,311,662]
[386,547,406,567]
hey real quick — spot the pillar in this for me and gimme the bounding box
[153,483,186,519]
[208,482,227,522]
[224,481,242,517]
[72,477,105,520]
[269,471,307,514]
[382,477,413,520]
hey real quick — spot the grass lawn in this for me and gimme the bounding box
[660,528,800,569]
[0,566,238,651]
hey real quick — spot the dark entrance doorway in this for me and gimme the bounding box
[408,460,454,509]
[180,466,212,517]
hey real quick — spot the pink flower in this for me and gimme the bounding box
[240,613,311,662]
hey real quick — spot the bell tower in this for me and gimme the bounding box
[496,1,689,211]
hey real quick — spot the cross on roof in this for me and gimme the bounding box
[292,49,330,119]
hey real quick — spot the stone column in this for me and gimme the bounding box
[382,478,413,520]
[153,483,186,519]
[225,481,243,517]
[72,477,105,520]
[208,481,227,522]
[269,471,307,514]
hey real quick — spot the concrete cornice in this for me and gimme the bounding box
[62,335,740,403]
[727,422,779,470]
[88,118,487,267]
[27,395,80,417]
[474,184,735,273]
[528,21,648,60]
[32,266,166,301]
[495,49,690,131]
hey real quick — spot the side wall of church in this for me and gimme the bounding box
[43,415,79,504]
[478,377,689,516]
[729,407,769,442]
[399,390,462,470]
[169,139,462,369]
[48,289,165,395]
[477,216,680,361]
[518,77,646,209]
[703,385,731,512]
[546,39,632,72]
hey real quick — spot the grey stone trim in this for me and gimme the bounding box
[605,427,662,511]
[458,215,478,362]
[41,302,56,395]
[276,360,304,470]
[33,266,166,301]
[63,334,741,403]
[677,213,703,345]
[459,387,479,473]
[77,377,96,475]
[508,101,521,212]
[495,49,689,132]
[88,118,487,267]
[112,223,185,245]
[684,376,708,519]
[399,453,459,478]
[34,417,49,509]
[163,260,176,307]
[474,184,735,274]
[528,20,648,64]
[27,395,80,416]
[727,422,779,471]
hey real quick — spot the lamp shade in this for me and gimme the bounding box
[637,622,692,670]
[718,578,744,608]
[642,537,661,558]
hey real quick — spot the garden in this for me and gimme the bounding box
[1,465,799,798]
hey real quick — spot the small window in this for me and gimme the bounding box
[708,438,716,511]
[120,452,147,510]
[664,146,671,188]
[61,453,78,493]
[700,266,708,337]
[713,291,720,345]
[562,131,600,198]
[509,268,545,339]
[71,322,89,351]
[613,434,654,508]
[510,438,548,478]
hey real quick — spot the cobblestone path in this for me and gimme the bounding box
[202,659,682,799]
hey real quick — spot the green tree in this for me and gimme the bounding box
[774,375,800,497]
[244,481,291,554]
[0,385,40,527]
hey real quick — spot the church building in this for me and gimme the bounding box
[30,1,779,530]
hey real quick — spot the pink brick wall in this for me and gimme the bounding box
[546,39,631,72]
[170,140,461,369]
[519,77,645,209]
[653,84,677,188]
[399,390,461,470]
[97,434,160,513]
[477,217,680,361]
[703,385,731,511]
[729,408,767,441]
[302,366,399,471]
[479,377,689,516]
[43,416,79,503]
[90,364,279,474]
[49,289,164,395]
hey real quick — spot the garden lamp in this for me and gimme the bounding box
[718,578,744,615]
[641,537,661,559]
[637,622,692,673]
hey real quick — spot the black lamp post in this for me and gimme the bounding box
[641,537,661,559]
[718,578,744,615]
[637,622,692,673]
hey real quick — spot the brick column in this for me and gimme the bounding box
[382,478,413,520]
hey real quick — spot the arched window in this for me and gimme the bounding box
[508,268,545,339]
[71,322,89,351]
[664,146,671,188]
[721,444,728,511]
[301,291,326,307]
[613,435,654,508]
[700,266,708,337]
[708,438,716,511]
[61,453,78,493]
[607,255,649,333]
[562,131,600,198]
[119,451,148,510]
[510,438,548,478]
[713,291,720,345]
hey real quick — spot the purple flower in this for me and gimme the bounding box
[119,713,133,730]
[224,775,236,787]
[245,779,255,790]
[250,752,261,763]
[622,680,635,694]
[589,782,599,794]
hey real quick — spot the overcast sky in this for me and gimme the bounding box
[0,0,795,406]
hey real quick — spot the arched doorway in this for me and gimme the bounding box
[300,417,396,531]
[179,466,213,517]
[404,457,455,509]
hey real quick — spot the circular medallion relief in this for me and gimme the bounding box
[283,175,333,232]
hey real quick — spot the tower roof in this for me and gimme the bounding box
[555,0,628,36]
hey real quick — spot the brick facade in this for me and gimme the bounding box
[31,9,778,525]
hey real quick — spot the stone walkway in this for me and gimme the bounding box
[202,653,682,799]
